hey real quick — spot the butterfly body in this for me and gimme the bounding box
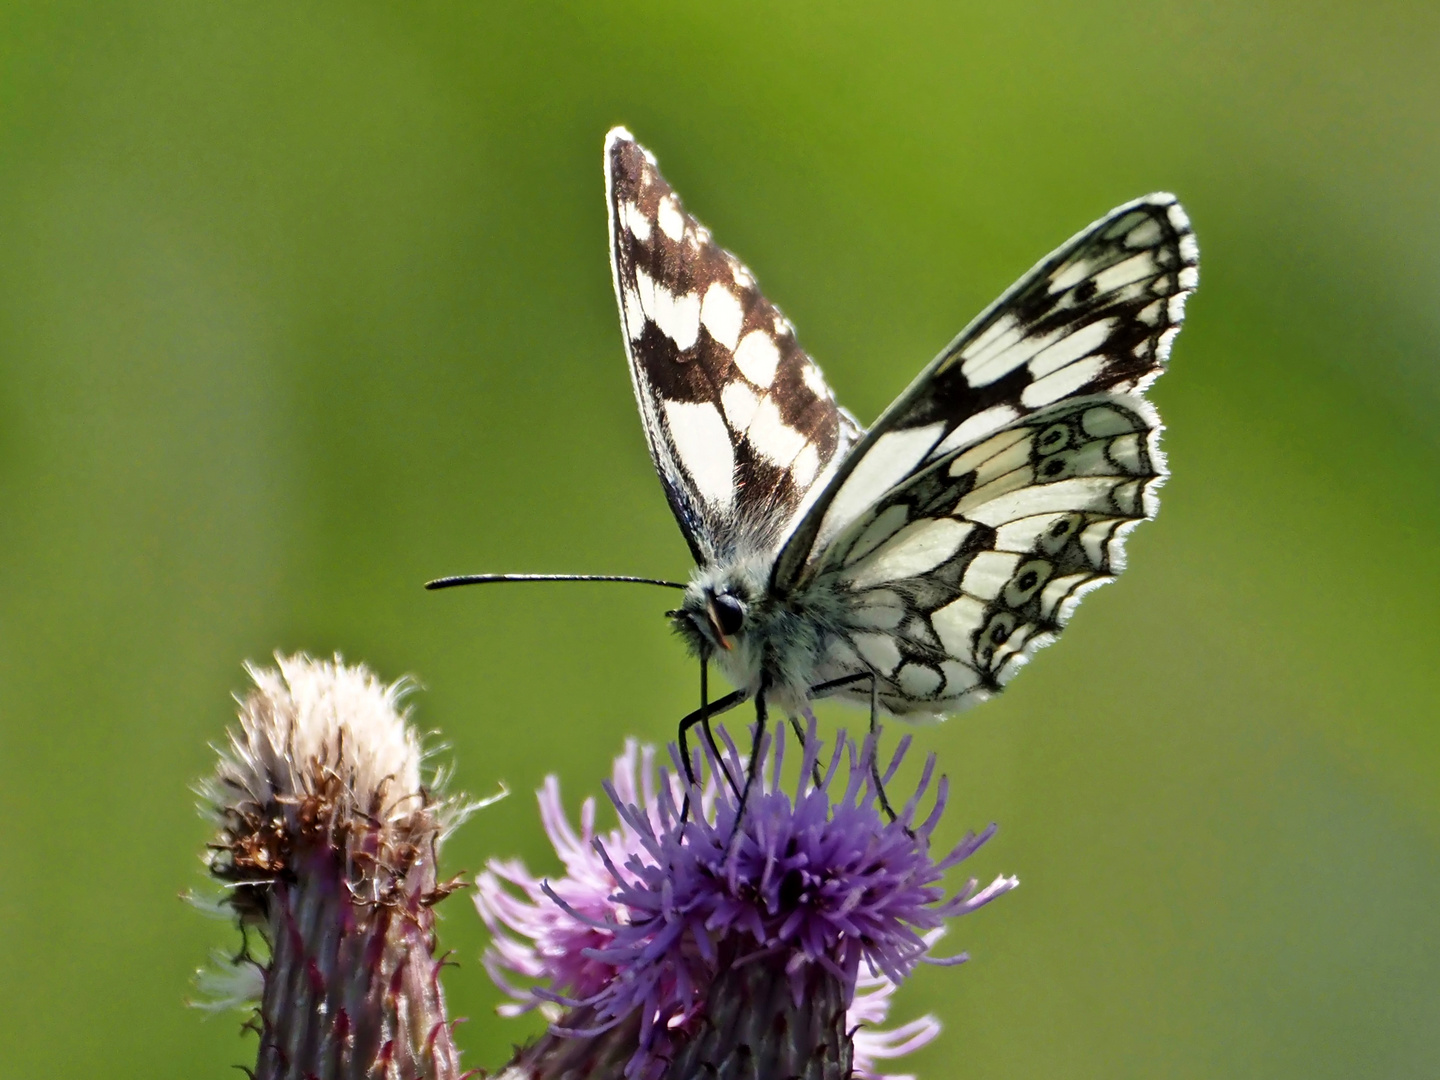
[672,556,850,717]
[609,128,1195,724]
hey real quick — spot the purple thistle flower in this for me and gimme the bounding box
[477,720,1017,1080]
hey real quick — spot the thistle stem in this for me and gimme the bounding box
[254,845,461,1080]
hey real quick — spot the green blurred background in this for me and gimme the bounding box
[2,1,1438,1075]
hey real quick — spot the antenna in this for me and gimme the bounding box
[425,573,687,591]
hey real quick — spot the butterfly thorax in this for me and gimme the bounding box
[672,557,851,714]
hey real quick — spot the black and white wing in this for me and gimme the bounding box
[606,129,861,566]
[786,195,1197,712]
[809,395,1166,713]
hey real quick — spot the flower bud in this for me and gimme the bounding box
[196,654,478,1080]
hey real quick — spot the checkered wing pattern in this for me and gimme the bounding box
[781,195,1197,711]
[606,129,860,565]
[808,395,1165,713]
[776,193,1195,591]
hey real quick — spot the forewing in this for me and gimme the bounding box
[775,193,1196,591]
[606,129,861,565]
[809,395,1163,713]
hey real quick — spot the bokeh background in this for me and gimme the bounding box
[2,1,1438,1075]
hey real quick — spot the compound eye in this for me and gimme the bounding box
[711,593,746,637]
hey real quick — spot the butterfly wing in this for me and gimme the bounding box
[784,195,1197,710]
[606,129,861,565]
[810,394,1165,712]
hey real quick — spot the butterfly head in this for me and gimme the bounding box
[669,558,836,710]
[669,560,773,663]
[704,591,747,648]
[672,585,749,657]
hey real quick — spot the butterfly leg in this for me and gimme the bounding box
[806,671,898,823]
[677,685,747,824]
[787,709,828,788]
[728,679,770,850]
[697,657,731,794]
[864,673,900,824]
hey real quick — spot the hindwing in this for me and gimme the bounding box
[809,395,1165,712]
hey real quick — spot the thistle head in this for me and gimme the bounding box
[195,654,486,1080]
[478,720,1017,1079]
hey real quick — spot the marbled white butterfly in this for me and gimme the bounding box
[432,129,1196,788]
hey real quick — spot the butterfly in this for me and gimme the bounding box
[431,128,1197,794]
[603,127,1194,758]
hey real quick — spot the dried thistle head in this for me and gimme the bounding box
[195,653,487,1080]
